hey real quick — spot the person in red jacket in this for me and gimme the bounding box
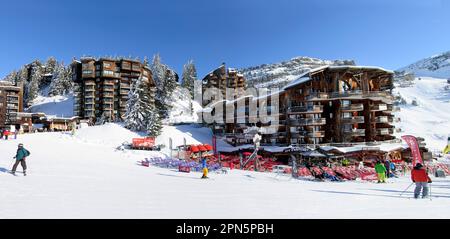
[411,163,432,199]
[3,129,10,140]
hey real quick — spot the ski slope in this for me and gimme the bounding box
[394,77,450,152]
[27,93,74,118]
[1,124,449,219]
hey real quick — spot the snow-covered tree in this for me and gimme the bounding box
[25,61,44,106]
[151,54,179,119]
[182,59,197,99]
[146,103,162,137]
[125,76,162,136]
[49,62,73,96]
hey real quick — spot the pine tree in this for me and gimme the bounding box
[49,62,73,96]
[25,61,43,106]
[151,54,179,119]
[182,60,197,99]
[146,103,163,136]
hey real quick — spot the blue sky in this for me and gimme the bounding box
[1,0,449,79]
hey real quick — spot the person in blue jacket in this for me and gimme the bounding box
[11,143,31,176]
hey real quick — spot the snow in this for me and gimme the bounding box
[28,93,74,118]
[393,77,450,152]
[398,51,450,78]
[165,86,202,125]
[1,124,450,219]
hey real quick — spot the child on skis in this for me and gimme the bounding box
[375,161,387,183]
[11,143,31,176]
[201,155,209,179]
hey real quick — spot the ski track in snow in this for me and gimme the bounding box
[0,124,449,219]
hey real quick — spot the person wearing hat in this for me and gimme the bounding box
[411,163,432,199]
[11,143,31,176]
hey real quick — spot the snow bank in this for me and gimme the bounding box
[74,123,144,147]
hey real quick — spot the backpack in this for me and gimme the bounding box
[24,149,30,157]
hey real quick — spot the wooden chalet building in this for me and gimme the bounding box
[71,57,157,122]
[202,65,400,147]
[201,64,246,106]
[0,81,22,130]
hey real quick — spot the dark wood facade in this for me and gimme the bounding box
[0,82,22,129]
[72,58,156,122]
[203,66,399,147]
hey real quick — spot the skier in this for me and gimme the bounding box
[4,129,10,140]
[201,156,208,179]
[375,161,387,183]
[11,143,31,176]
[384,154,391,178]
[411,163,432,199]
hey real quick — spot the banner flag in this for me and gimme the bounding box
[402,135,423,166]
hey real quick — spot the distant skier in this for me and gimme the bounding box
[384,154,391,178]
[411,163,432,199]
[11,143,31,176]
[4,129,10,140]
[201,156,209,179]
[375,161,387,183]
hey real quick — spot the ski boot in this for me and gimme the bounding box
[23,171,27,176]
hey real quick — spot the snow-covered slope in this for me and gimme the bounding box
[27,93,74,118]
[1,124,450,219]
[398,51,450,78]
[394,77,450,152]
[239,56,355,88]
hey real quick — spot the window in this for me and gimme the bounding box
[83,70,93,75]
[103,70,114,76]
[104,63,111,68]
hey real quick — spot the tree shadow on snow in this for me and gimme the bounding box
[0,167,10,174]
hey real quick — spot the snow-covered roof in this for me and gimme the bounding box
[320,143,409,154]
[283,65,394,90]
[328,65,394,74]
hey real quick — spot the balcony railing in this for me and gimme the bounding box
[307,91,394,102]
[289,118,326,126]
[341,116,365,124]
[341,103,364,112]
[343,128,366,137]
[288,105,324,114]
[376,128,395,135]
[372,116,394,124]
[370,104,388,111]
[387,105,401,112]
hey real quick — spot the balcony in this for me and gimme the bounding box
[289,118,326,126]
[341,103,364,112]
[341,116,365,124]
[120,90,130,95]
[120,84,131,89]
[343,128,366,137]
[387,105,401,112]
[288,105,324,114]
[372,116,394,124]
[370,104,388,111]
[85,87,95,92]
[307,91,394,103]
[376,128,395,135]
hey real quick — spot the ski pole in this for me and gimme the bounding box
[429,184,432,201]
[400,183,414,197]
